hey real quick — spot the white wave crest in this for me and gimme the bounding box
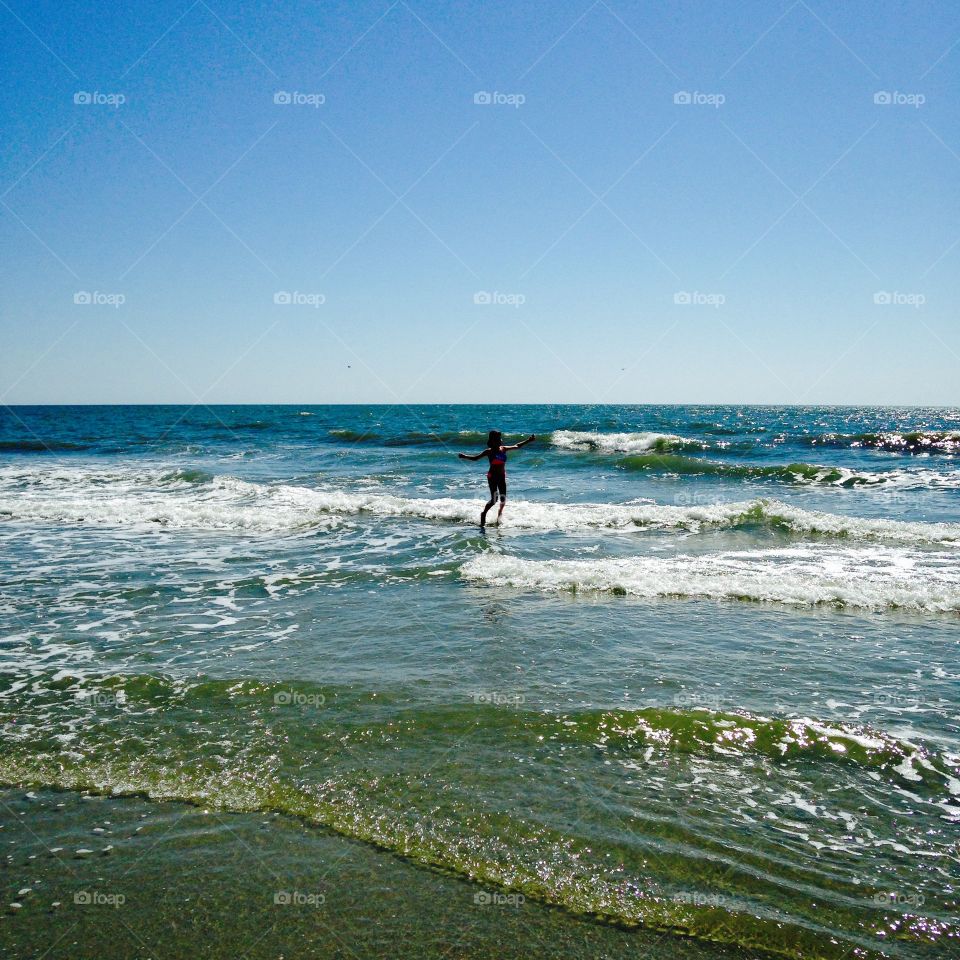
[2,467,960,543]
[461,548,960,612]
[550,430,703,453]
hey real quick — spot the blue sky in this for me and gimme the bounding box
[1,0,958,404]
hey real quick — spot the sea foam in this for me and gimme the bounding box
[3,466,960,543]
[460,547,960,612]
[550,430,704,453]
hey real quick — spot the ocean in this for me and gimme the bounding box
[0,404,958,959]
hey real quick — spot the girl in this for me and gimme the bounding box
[459,430,536,527]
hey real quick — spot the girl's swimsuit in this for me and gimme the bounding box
[487,447,507,497]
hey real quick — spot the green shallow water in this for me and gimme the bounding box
[0,766,917,960]
[2,673,957,958]
[0,788,772,960]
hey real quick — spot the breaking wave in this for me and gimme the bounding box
[2,466,960,543]
[461,547,960,612]
[614,455,960,488]
[550,430,707,453]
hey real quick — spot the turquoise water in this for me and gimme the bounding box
[1,405,958,958]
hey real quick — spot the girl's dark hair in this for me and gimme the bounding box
[487,430,502,449]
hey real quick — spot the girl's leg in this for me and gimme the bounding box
[480,475,497,526]
[496,477,507,521]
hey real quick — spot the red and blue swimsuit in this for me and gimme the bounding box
[487,446,507,497]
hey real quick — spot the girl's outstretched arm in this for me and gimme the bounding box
[503,434,536,451]
[458,448,491,462]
